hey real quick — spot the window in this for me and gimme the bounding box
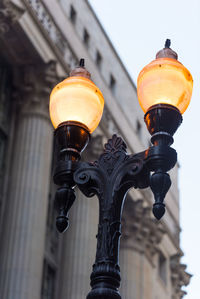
[41,260,56,299]
[0,61,12,219]
[83,28,90,47]
[109,74,116,93]
[136,120,141,136]
[158,252,167,284]
[96,51,102,69]
[41,148,60,299]
[70,5,76,24]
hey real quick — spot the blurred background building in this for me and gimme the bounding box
[0,0,191,298]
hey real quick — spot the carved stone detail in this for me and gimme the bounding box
[25,0,78,69]
[0,0,24,34]
[121,197,165,263]
[170,254,192,299]
[13,60,59,117]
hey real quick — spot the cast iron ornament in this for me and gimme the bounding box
[53,114,179,298]
[74,134,150,299]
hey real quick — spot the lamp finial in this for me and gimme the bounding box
[70,58,91,79]
[79,58,85,67]
[165,39,171,48]
[156,39,178,60]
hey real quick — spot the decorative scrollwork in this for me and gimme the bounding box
[104,134,127,153]
[74,162,105,198]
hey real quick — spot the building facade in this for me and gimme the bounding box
[0,0,191,298]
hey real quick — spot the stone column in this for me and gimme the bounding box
[58,134,103,299]
[58,191,99,298]
[120,197,165,299]
[0,62,58,299]
[120,246,144,299]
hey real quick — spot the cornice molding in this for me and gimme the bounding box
[23,0,78,70]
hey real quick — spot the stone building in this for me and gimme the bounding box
[0,0,191,298]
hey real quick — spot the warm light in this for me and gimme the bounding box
[50,76,104,133]
[137,57,193,114]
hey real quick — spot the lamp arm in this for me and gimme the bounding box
[53,133,177,298]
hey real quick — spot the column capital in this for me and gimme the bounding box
[121,197,165,264]
[170,254,192,299]
[0,0,24,34]
[13,60,60,118]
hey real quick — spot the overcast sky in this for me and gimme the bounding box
[89,1,200,298]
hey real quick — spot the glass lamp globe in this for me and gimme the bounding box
[137,42,193,114]
[49,68,104,133]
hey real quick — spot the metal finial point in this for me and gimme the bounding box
[156,39,177,59]
[153,203,165,220]
[70,58,91,78]
[165,39,171,48]
[79,58,85,67]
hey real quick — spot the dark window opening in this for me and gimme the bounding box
[70,5,77,24]
[41,260,56,299]
[96,51,102,69]
[0,61,12,219]
[109,74,116,92]
[136,120,141,136]
[83,28,90,47]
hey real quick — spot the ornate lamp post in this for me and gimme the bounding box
[49,41,193,299]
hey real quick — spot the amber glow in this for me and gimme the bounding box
[50,76,104,133]
[137,58,193,114]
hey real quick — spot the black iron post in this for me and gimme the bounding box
[74,135,149,299]
[52,103,182,299]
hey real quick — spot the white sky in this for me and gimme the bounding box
[89,1,200,298]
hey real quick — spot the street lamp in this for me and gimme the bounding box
[49,40,193,299]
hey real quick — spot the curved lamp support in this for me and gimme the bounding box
[52,104,181,299]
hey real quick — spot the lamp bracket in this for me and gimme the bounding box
[53,132,177,298]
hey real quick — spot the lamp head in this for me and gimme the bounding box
[137,39,193,115]
[49,59,104,134]
[137,40,193,146]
